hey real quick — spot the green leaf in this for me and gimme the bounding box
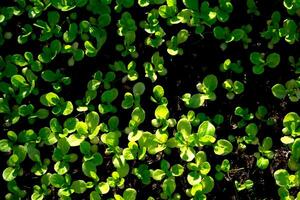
[133,82,145,96]
[101,88,119,103]
[266,53,280,68]
[97,182,110,194]
[214,139,233,155]
[183,0,199,10]
[71,180,87,194]
[162,177,176,197]
[40,92,60,107]
[170,164,184,176]
[67,134,85,146]
[0,139,12,152]
[50,174,65,188]
[271,84,286,99]
[250,52,264,65]
[155,105,169,119]
[177,29,189,44]
[85,111,100,131]
[2,167,17,181]
[131,107,145,125]
[177,118,192,139]
[198,121,215,136]
[274,169,289,187]
[150,169,166,181]
[123,188,137,200]
[11,75,27,88]
[203,74,218,91]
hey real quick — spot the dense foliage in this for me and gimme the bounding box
[0,0,300,199]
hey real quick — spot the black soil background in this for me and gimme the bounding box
[1,0,300,199]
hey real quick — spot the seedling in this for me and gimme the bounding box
[250,52,280,74]
[182,74,218,108]
[272,79,300,102]
[222,79,244,100]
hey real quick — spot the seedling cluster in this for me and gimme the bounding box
[0,0,300,199]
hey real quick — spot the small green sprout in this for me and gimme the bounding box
[219,59,244,73]
[215,159,231,181]
[182,74,218,108]
[235,179,254,191]
[250,52,280,74]
[222,79,244,99]
[166,29,190,56]
[272,79,300,102]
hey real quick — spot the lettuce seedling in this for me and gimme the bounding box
[117,12,138,58]
[279,19,298,44]
[140,9,166,48]
[132,164,151,185]
[186,151,214,197]
[215,159,230,181]
[33,11,61,41]
[98,88,119,114]
[40,92,73,116]
[110,60,138,82]
[235,179,254,191]
[114,188,137,200]
[158,0,178,23]
[219,58,244,74]
[246,0,260,16]
[255,137,274,170]
[272,79,300,102]
[261,11,281,49]
[283,0,300,15]
[222,79,244,99]
[182,74,218,108]
[17,24,34,44]
[243,122,259,145]
[166,29,189,56]
[234,106,254,128]
[250,52,280,74]
[281,112,300,145]
[144,52,167,82]
[122,82,145,109]
[151,85,168,105]
[288,56,300,74]
[213,25,252,50]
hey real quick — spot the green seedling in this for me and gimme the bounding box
[140,9,166,48]
[40,92,73,116]
[98,88,119,114]
[110,60,138,82]
[288,56,300,74]
[235,179,254,191]
[166,29,189,56]
[182,74,218,108]
[261,11,281,49]
[222,79,244,99]
[114,188,137,200]
[255,137,274,170]
[250,52,280,74]
[243,122,259,145]
[272,79,300,102]
[219,59,244,73]
[144,52,167,82]
[117,12,138,58]
[122,82,145,109]
[247,0,260,16]
[234,106,254,128]
[186,151,214,197]
[33,11,61,41]
[215,159,231,181]
[283,0,300,16]
[213,25,252,50]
